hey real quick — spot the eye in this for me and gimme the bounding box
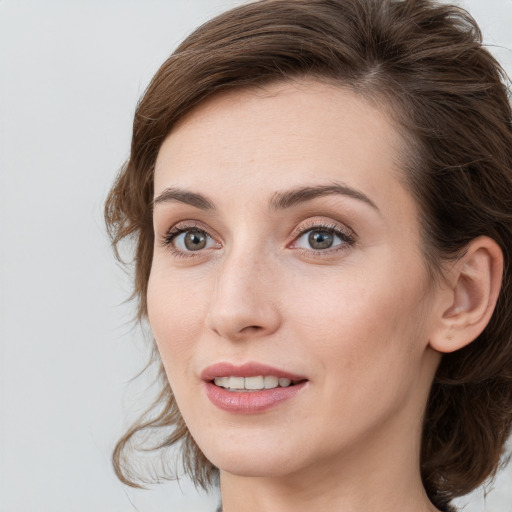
[292,225,354,252]
[161,225,219,256]
[175,229,211,251]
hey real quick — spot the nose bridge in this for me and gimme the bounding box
[206,235,281,340]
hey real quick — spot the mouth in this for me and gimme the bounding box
[212,375,305,392]
[201,362,308,413]
[201,361,308,387]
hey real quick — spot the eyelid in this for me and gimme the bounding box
[290,217,355,241]
[159,217,356,259]
[159,220,222,257]
[288,218,356,254]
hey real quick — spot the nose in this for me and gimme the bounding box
[205,248,282,342]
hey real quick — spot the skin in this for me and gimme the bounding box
[148,80,449,512]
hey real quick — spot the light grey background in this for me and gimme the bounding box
[0,1,511,511]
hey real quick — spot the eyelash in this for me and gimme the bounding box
[159,221,356,259]
[159,221,213,259]
[290,221,355,257]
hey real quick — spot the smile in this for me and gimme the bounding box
[213,375,295,391]
[202,362,308,413]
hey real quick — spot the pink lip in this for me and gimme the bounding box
[201,362,308,414]
[200,361,307,382]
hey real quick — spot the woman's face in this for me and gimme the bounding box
[149,81,443,479]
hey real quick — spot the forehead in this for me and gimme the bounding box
[154,79,411,216]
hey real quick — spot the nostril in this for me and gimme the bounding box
[205,298,281,340]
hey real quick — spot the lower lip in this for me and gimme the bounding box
[204,381,307,414]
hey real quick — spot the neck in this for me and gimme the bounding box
[219,406,440,512]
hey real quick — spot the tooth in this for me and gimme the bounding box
[229,376,245,390]
[214,376,229,388]
[264,376,279,389]
[215,375,293,391]
[245,376,264,390]
[278,378,291,387]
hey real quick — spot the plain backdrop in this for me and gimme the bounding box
[0,1,511,511]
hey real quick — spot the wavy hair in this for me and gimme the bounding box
[105,1,512,510]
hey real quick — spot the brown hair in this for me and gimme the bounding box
[105,0,512,509]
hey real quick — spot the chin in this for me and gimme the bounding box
[193,428,305,478]
[213,453,298,479]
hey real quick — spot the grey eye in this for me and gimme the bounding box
[294,228,347,251]
[308,230,334,250]
[184,231,207,250]
[174,230,212,251]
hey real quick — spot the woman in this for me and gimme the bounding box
[105,0,512,511]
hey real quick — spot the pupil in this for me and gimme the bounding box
[309,230,333,249]
[185,231,206,250]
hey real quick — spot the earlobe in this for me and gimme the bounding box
[429,236,503,354]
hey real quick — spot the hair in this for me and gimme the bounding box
[104,0,512,510]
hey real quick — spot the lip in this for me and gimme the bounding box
[200,361,307,382]
[201,362,308,414]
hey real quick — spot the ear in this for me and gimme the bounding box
[429,236,503,354]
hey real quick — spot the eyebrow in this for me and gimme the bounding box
[153,187,215,210]
[269,182,379,212]
[152,182,378,212]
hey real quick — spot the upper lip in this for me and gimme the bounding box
[200,362,308,382]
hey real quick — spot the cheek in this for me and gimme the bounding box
[284,275,431,450]
[147,264,208,379]
[286,260,430,380]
